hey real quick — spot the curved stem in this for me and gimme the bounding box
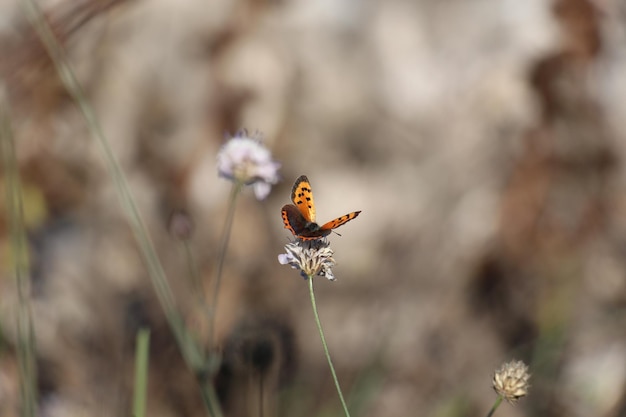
[208,182,242,347]
[307,276,351,417]
[20,2,223,414]
[486,396,503,417]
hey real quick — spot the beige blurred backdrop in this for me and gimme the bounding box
[1,0,626,416]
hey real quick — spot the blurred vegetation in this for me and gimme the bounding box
[1,0,626,417]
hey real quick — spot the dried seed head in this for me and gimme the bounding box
[278,239,336,281]
[492,360,531,404]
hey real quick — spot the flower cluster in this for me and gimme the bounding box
[278,239,337,281]
[492,359,531,404]
[217,129,280,200]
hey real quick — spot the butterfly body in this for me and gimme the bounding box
[281,175,361,240]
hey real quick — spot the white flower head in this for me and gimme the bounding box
[217,129,281,200]
[278,239,337,281]
[493,359,531,404]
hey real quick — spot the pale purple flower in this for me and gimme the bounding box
[217,130,280,200]
[278,239,336,281]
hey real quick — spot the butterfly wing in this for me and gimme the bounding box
[281,204,306,237]
[320,211,362,232]
[282,204,332,240]
[284,175,361,240]
[291,175,316,223]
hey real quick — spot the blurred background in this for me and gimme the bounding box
[1,0,626,416]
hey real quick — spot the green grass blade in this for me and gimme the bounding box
[132,328,150,417]
[0,88,38,417]
[19,1,220,414]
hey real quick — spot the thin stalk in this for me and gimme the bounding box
[307,276,351,417]
[198,380,225,417]
[19,0,177,320]
[208,182,241,347]
[132,329,150,417]
[182,239,206,308]
[486,396,503,417]
[0,91,37,417]
[19,1,220,414]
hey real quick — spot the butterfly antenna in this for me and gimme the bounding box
[332,230,342,237]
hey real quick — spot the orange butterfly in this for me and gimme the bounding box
[281,175,361,240]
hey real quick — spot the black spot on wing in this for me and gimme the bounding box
[291,175,310,201]
[320,211,361,231]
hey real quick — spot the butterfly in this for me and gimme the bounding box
[281,175,361,240]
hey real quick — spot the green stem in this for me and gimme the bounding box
[198,379,225,417]
[183,240,204,303]
[307,276,351,417]
[1,90,37,417]
[208,182,241,347]
[486,396,503,417]
[132,329,150,417]
[19,0,181,320]
[19,2,222,415]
